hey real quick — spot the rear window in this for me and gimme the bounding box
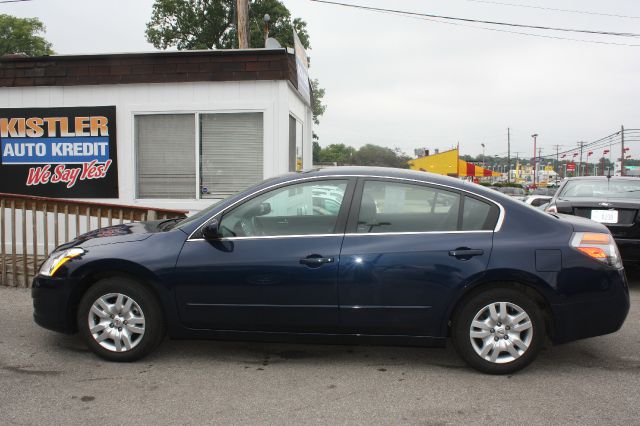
[559,179,640,199]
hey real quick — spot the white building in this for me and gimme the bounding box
[0,48,313,212]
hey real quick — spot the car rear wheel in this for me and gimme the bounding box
[452,287,545,374]
[77,277,165,362]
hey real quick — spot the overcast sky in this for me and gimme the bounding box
[2,0,639,158]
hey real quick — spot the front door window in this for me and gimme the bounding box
[219,180,348,238]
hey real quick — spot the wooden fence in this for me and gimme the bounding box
[0,193,187,288]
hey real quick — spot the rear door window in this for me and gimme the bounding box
[462,196,497,230]
[356,181,461,233]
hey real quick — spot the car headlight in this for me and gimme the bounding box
[39,248,85,277]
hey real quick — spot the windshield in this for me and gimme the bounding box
[173,201,222,230]
[559,179,640,199]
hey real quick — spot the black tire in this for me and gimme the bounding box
[451,287,545,375]
[77,276,165,362]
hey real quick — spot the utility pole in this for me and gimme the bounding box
[531,133,538,188]
[507,128,511,183]
[552,144,561,183]
[577,141,585,177]
[621,125,625,176]
[537,147,543,185]
[237,0,249,49]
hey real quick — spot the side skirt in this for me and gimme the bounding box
[168,328,447,347]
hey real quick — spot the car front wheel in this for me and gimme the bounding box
[77,277,165,362]
[452,287,545,374]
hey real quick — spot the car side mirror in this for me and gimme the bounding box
[258,202,271,216]
[245,202,271,217]
[202,219,221,240]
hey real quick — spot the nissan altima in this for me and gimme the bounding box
[32,167,630,374]
[546,176,640,266]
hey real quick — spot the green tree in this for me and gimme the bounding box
[0,14,53,56]
[312,141,322,163]
[310,78,325,125]
[353,144,411,168]
[146,0,309,50]
[317,143,356,165]
[146,0,325,124]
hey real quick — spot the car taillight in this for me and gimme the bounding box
[547,205,557,213]
[570,232,622,268]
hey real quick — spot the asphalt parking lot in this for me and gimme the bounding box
[1,274,639,425]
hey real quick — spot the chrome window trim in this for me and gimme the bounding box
[345,230,493,237]
[187,233,341,242]
[186,230,493,242]
[186,174,506,241]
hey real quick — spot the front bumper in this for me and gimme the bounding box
[551,267,630,344]
[32,275,78,334]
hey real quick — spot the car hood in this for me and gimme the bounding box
[59,220,178,249]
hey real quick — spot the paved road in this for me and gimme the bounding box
[1,275,639,425]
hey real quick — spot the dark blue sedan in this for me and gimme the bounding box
[32,167,630,374]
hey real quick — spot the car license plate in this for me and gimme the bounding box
[591,210,618,224]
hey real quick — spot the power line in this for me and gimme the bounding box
[0,0,33,3]
[310,1,640,38]
[539,130,636,160]
[463,0,640,20]
[393,11,640,48]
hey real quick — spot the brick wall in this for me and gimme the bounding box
[0,49,296,87]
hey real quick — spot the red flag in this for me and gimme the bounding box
[561,154,566,158]
[587,151,593,156]
[603,149,610,154]
[573,153,578,157]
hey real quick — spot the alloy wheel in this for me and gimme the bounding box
[88,293,146,352]
[469,301,533,364]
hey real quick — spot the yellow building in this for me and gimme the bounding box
[408,148,501,178]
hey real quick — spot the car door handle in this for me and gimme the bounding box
[300,256,334,267]
[449,249,484,258]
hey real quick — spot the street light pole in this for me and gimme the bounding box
[507,128,511,183]
[531,133,538,188]
[481,143,485,168]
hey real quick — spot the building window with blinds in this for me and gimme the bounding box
[199,112,263,199]
[135,112,264,200]
[135,114,196,199]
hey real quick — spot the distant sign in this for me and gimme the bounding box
[566,162,576,172]
[0,106,118,198]
[293,31,311,106]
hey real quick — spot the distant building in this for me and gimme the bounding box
[408,148,501,178]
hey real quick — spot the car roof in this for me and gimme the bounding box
[294,166,475,189]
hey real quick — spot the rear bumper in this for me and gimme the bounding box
[551,268,630,344]
[32,275,78,334]
[615,238,640,263]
